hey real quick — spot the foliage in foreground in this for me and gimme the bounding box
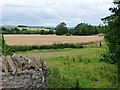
[2,35,12,56]
[101,2,120,88]
[102,2,120,64]
[47,57,117,88]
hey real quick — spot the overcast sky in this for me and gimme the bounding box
[1,0,114,27]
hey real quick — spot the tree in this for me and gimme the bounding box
[102,1,120,88]
[12,27,20,34]
[101,2,120,64]
[55,22,68,35]
[2,27,12,34]
[74,23,98,35]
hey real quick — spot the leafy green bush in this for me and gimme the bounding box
[2,35,12,56]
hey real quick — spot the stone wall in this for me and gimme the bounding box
[0,54,47,89]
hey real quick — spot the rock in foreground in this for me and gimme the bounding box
[0,54,47,89]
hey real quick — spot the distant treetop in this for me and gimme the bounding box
[18,25,28,27]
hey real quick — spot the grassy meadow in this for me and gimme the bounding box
[16,43,118,88]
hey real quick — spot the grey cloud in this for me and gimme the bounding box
[2,0,113,26]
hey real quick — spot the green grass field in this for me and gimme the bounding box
[17,44,118,88]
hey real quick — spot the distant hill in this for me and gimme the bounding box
[1,25,74,30]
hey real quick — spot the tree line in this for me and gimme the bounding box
[1,27,54,34]
[1,23,106,35]
[55,22,106,35]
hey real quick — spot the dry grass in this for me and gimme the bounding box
[4,34,104,46]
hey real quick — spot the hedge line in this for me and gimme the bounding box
[9,43,83,52]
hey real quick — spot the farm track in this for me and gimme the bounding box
[4,35,104,46]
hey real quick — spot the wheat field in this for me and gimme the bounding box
[4,34,104,46]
